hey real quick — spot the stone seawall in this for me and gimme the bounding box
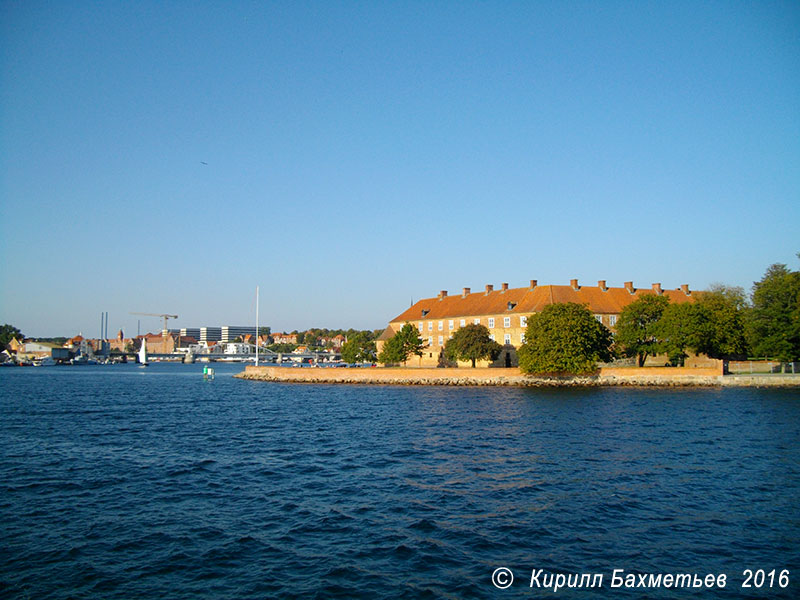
[235,366,800,387]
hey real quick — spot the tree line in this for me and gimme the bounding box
[377,256,800,373]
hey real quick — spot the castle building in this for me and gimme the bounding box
[378,279,698,367]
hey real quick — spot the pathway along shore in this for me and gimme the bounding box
[235,365,800,387]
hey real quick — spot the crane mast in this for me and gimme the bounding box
[130,312,179,336]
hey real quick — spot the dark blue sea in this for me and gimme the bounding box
[1,364,798,599]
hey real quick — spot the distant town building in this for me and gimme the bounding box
[378,279,698,368]
[221,326,255,342]
[200,327,222,342]
[178,328,201,340]
[272,333,298,345]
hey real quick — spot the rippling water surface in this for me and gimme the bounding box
[1,364,799,598]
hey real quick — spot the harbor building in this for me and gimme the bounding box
[178,328,201,340]
[221,326,256,342]
[200,327,222,342]
[164,326,257,343]
[378,279,698,367]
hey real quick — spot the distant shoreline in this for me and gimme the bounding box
[235,365,800,388]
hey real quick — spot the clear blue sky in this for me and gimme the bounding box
[2,1,798,338]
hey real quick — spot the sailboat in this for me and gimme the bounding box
[138,337,149,367]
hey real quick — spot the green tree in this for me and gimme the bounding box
[615,295,670,367]
[267,343,298,353]
[378,323,426,366]
[340,332,376,364]
[747,259,800,361]
[653,302,705,365]
[517,303,613,375]
[0,324,23,348]
[443,323,501,367]
[694,285,749,359]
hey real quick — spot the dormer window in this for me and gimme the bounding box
[421,309,429,317]
[507,302,517,311]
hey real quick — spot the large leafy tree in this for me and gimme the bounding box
[340,332,377,364]
[652,302,706,365]
[615,294,670,367]
[694,285,749,359]
[518,303,613,375]
[378,323,426,366]
[443,323,501,367]
[747,259,800,361]
[1,324,23,348]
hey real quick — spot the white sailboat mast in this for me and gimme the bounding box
[255,285,259,367]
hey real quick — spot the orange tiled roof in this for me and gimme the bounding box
[389,281,698,323]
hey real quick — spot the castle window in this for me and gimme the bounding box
[448,320,454,330]
[474,318,480,325]
[438,321,443,331]
[503,317,511,328]
[520,316,527,327]
[609,315,617,326]
[595,315,603,323]
[460,319,466,327]
[438,336,444,346]
[504,333,511,344]
[428,322,433,331]
[520,333,526,343]
[488,318,495,328]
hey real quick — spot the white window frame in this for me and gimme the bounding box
[473,318,480,325]
[428,336,433,347]
[609,315,617,326]
[438,335,444,346]
[488,317,495,328]
[520,316,527,327]
[489,334,495,342]
[595,315,603,323]
[428,322,433,331]
[503,333,511,345]
[419,322,424,332]
[438,321,443,331]
[448,320,454,330]
[503,316,511,328]
[460,319,466,327]
[520,333,526,343]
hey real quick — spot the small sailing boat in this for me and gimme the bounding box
[138,337,149,367]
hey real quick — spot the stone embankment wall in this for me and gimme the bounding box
[235,365,800,387]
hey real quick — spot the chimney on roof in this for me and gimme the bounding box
[462,287,471,298]
[624,281,635,295]
[652,283,663,295]
[501,282,509,292]
[485,284,493,295]
[681,284,691,296]
[570,278,579,291]
[438,290,448,300]
[530,279,538,289]
[598,280,607,291]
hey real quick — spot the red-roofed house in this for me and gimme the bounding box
[378,279,700,367]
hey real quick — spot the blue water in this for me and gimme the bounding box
[1,364,798,599]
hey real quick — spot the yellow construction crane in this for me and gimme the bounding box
[130,312,178,336]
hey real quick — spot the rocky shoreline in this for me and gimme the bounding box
[235,366,800,388]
